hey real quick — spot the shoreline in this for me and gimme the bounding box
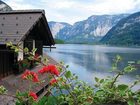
[55,43,140,48]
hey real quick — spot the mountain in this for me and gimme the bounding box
[48,21,72,40]
[0,1,12,11]
[101,12,140,46]
[49,14,129,43]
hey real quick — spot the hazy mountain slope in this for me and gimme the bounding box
[0,1,12,11]
[49,14,129,43]
[48,21,72,40]
[101,12,140,45]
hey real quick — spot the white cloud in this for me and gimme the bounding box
[86,0,140,14]
[3,0,140,24]
[4,0,36,10]
[50,1,75,9]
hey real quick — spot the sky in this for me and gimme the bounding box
[3,0,140,24]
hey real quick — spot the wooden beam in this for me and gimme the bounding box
[0,49,14,52]
[43,46,56,48]
[43,46,56,52]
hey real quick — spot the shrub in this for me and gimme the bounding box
[0,42,139,105]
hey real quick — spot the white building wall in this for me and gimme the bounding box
[18,41,24,61]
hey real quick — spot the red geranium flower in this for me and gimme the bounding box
[48,65,60,76]
[29,91,38,101]
[38,64,60,76]
[50,78,58,85]
[22,70,31,79]
[30,72,39,82]
[22,70,39,82]
[38,66,49,74]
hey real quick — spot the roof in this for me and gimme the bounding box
[0,9,45,14]
[0,9,55,46]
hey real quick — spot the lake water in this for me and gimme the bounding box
[44,44,140,90]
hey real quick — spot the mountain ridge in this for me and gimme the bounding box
[0,0,12,11]
[100,11,140,45]
[49,14,129,43]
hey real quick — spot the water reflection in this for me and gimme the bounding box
[44,44,140,90]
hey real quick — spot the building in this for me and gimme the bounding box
[0,10,55,78]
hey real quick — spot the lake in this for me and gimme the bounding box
[44,44,140,90]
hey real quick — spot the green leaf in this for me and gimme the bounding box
[6,42,12,47]
[24,47,29,53]
[127,99,135,105]
[75,75,78,79]
[45,96,57,105]
[10,46,16,50]
[118,84,128,92]
[95,77,99,82]
[37,97,47,105]
[94,84,99,88]
[100,79,104,83]
[22,63,27,67]
[65,71,71,78]
[15,48,19,53]
[66,65,69,68]
[16,101,24,105]
[0,85,7,94]
[95,90,104,96]
[28,56,33,60]
[32,48,37,55]
[124,65,136,73]
[116,55,122,61]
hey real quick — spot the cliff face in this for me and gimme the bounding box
[0,1,12,11]
[49,14,128,43]
[48,21,72,40]
[101,12,140,46]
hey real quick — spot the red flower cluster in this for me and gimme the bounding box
[38,64,60,76]
[29,91,38,101]
[22,70,39,82]
[50,78,58,85]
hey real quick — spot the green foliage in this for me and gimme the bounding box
[55,39,65,44]
[43,96,57,105]
[46,56,139,105]
[2,43,140,105]
[0,85,7,94]
[124,64,136,73]
[35,97,48,105]
[64,70,72,78]
[47,64,94,105]
[6,41,13,47]
[23,47,29,53]
[92,55,139,105]
[117,84,128,92]
[127,99,135,105]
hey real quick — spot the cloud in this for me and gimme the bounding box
[86,0,140,14]
[4,0,36,9]
[3,0,140,24]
